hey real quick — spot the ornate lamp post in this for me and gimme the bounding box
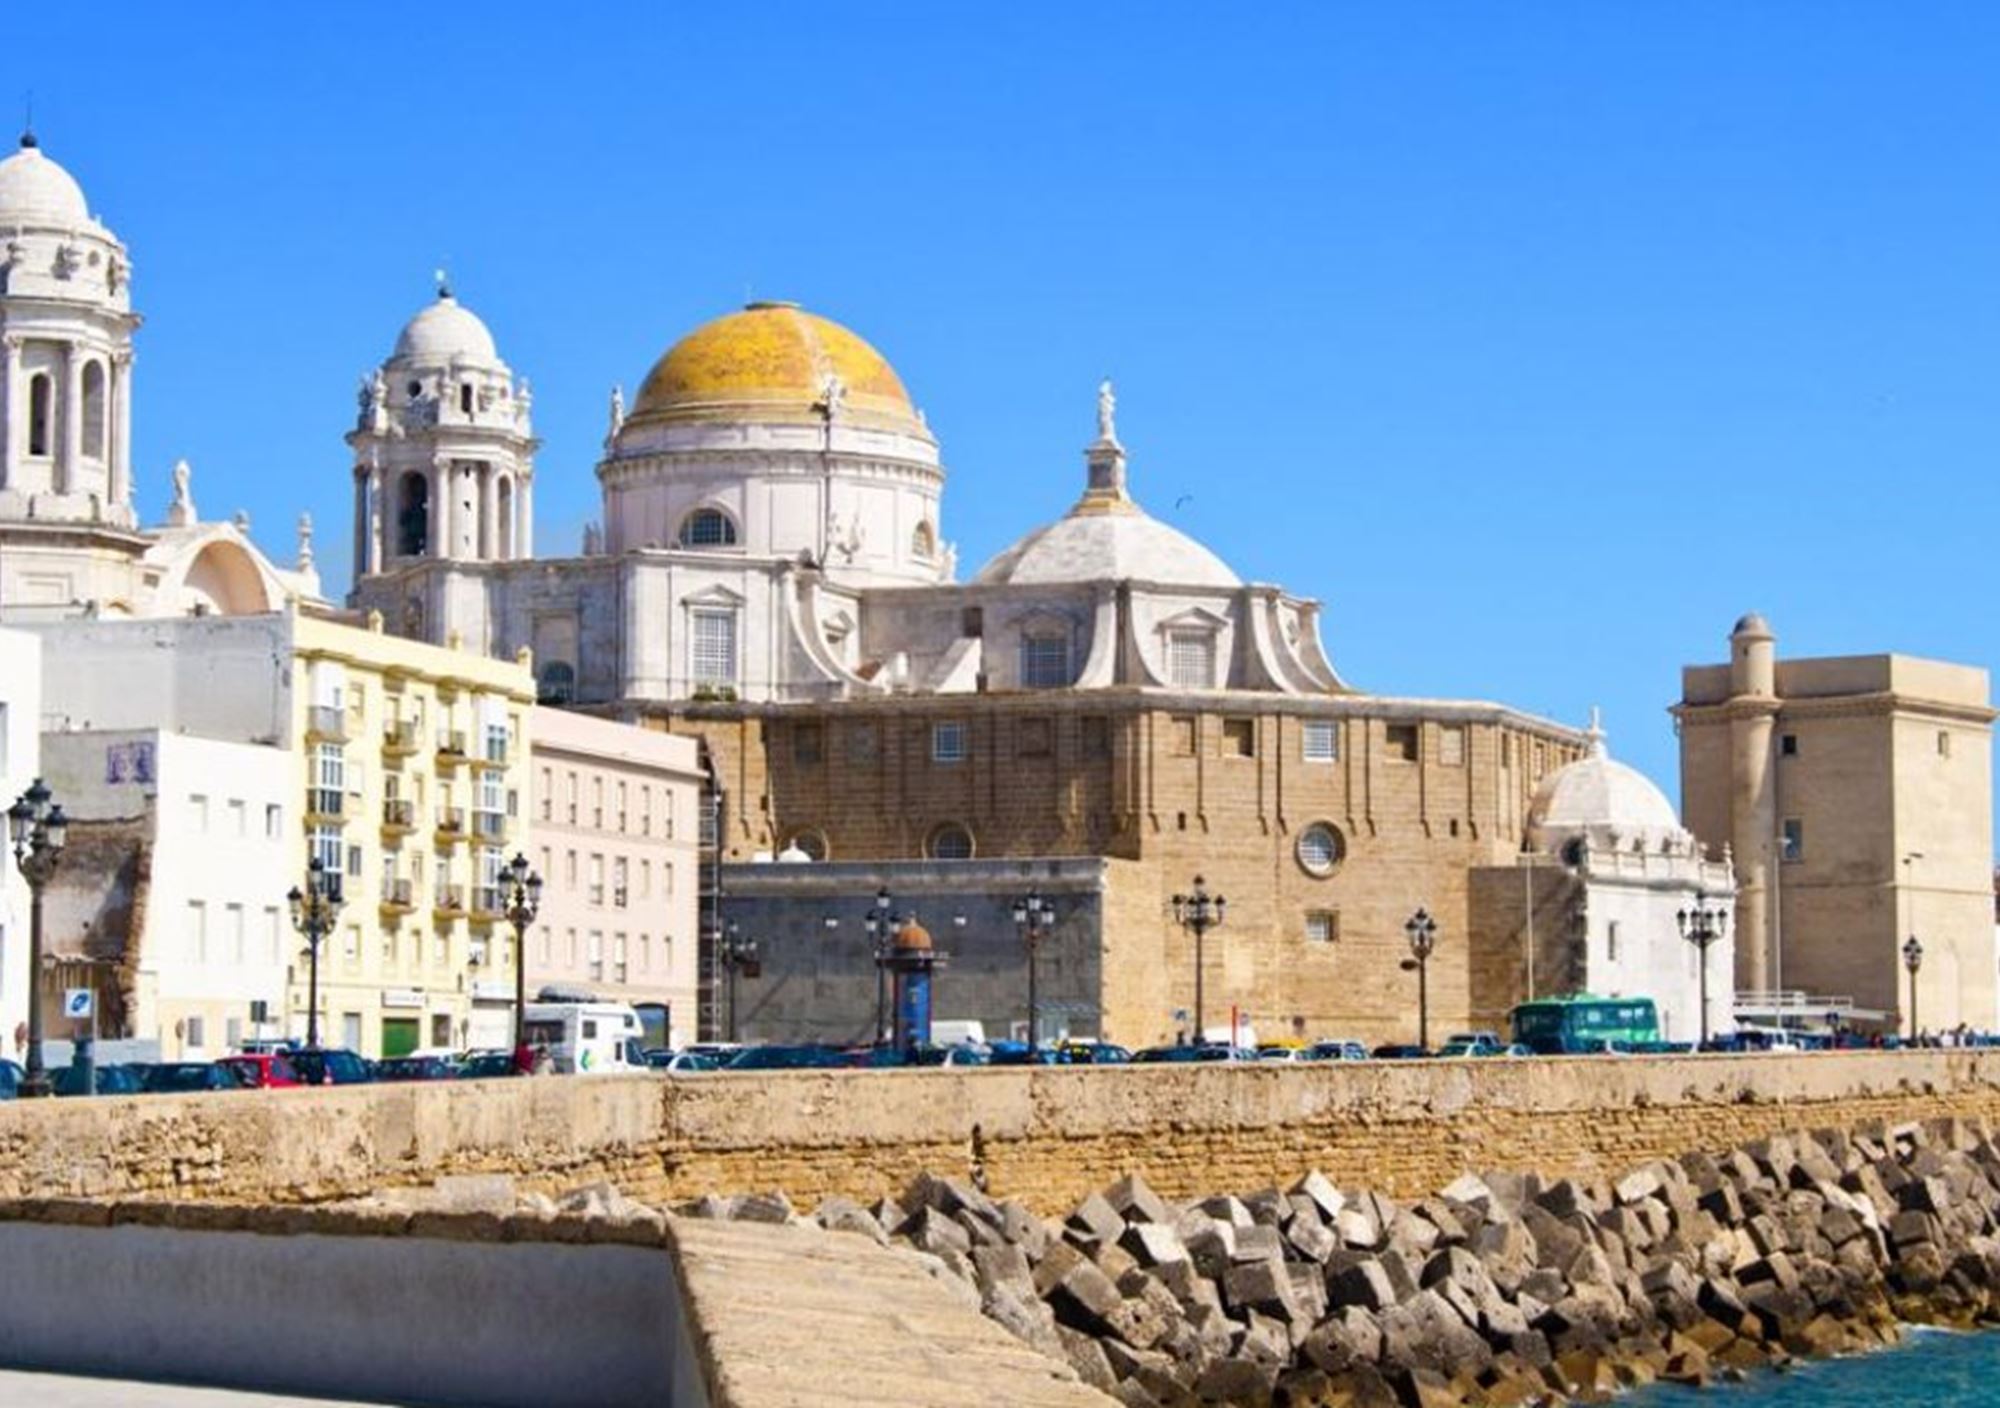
[1676,894,1729,1048]
[1011,889,1056,1051]
[719,920,761,1043]
[286,854,344,1050]
[7,779,67,1098]
[1170,876,1226,1044]
[863,886,894,1046]
[1401,907,1438,1052]
[501,852,543,1051]
[1902,934,1924,1044]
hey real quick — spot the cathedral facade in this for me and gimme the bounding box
[352,297,1598,1045]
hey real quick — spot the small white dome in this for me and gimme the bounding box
[975,507,1240,588]
[0,137,91,226]
[391,293,499,364]
[1528,717,1683,852]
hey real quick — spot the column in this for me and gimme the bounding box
[367,467,385,574]
[432,457,453,558]
[352,471,367,577]
[517,475,534,561]
[0,336,16,490]
[60,344,82,495]
[110,353,134,513]
[478,461,497,561]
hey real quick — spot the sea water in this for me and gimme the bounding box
[1627,1327,2000,1406]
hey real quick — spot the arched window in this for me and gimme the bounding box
[538,661,576,705]
[786,830,829,862]
[911,520,937,559]
[396,472,431,557]
[495,477,515,559]
[459,383,474,415]
[27,373,51,457]
[927,822,975,860]
[81,361,106,460]
[678,507,738,548]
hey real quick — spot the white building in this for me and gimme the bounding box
[0,131,319,622]
[39,730,293,1058]
[1521,714,1737,1043]
[528,708,702,1046]
[0,626,42,1061]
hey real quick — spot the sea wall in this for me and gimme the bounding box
[0,1051,1996,1212]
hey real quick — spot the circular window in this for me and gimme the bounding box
[787,830,829,862]
[406,380,423,398]
[928,823,975,860]
[1295,822,1346,877]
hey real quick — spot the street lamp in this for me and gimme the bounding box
[1011,889,1056,1051]
[1170,876,1226,1044]
[1401,907,1438,1052]
[286,854,343,1050]
[863,886,894,1045]
[501,852,543,1052]
[8,779,68,1098]
[1676,894,1729,1049]
[719,920,760,1042]
[1903,934,1924,1044]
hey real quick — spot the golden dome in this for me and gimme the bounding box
[892,919,934,953]
[627,301,925,436]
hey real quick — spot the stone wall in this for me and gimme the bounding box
[3,1052,1998,1214]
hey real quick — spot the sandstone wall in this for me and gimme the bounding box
[2,1052,1997,1214]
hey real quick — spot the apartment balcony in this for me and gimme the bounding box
[382,721,420,759]
[470,886,503,923]
[474,742,511,770]
[306,705,350,742]
[612,887,629,909]
[381,798,415,835]
[436,732,468,768]
[304,789,346,825]
[433,884,466,917]
[380,878,415,915]
[434,806,467,843]
[472,809,508,841]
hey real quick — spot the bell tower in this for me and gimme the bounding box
[0,131,139,530]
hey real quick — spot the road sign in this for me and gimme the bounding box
[63,989,93,1020]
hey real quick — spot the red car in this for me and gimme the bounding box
[217,1052,303,1089]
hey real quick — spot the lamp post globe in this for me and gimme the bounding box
[288,853,344,1051]
[502,852,542,1053]
[1013,889,1055,1051]
[719,920,760,1043]
[864,886,894,1046]
[1402,907,1438,1052]
[1170,875,1226,1044]
[1902,934,1924,1043]
[1675,895,1727,1049]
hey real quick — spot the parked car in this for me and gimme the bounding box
[1305,1040,1370,1062]
[142,1062,243,1094]
[643,1050,717,1074]
[1054,1040,1132,1066]
[216,1052,302,1089]
[1371,1044,1430,1060]
[0,1059,22,1099]
[986,1041,1062,1067]
[456,1049,520,1079]
[682,1042,744,1063]
[1445,1031,1503,1054]
[1131,1043,1253,1064]
[725,1044,850,1071]
[53,1063,148,1096]
[913,1043,990,1067]
[376,1055,459,1082]
[288,1048,374,1086]
[1256,1045,1312,1063]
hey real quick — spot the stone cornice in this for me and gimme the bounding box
[1677,691,1995,727]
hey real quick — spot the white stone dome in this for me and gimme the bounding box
[1528,716,1684,852]
[975,506,1240,588]
[391,292,499,364]
[0,136,91,226]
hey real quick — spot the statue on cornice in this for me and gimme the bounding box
[1097,378,1118,443]
[608,383,624,441]
[166,458,196,527]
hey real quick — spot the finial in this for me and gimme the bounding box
[434,265,452,300]
[1585,706,1606,757]
[296,512,315,571]
[608,383,625,440]
[1096,378,1118,444]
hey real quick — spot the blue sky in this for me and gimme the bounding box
[13,5,2000,804]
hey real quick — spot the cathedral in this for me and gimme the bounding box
[348,294,1631,1045]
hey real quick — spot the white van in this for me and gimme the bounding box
[522,1000,648,1075]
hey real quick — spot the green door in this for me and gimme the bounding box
[381,1017,420,1059]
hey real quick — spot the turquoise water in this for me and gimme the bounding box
[1628,1328,2000,1406]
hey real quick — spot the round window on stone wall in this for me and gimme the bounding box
[928,823,975,860]
[1296,822,1346,877]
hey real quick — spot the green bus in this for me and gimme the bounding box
[1510,994,1661,1054]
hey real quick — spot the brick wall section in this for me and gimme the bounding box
[2,1053,1996,1214]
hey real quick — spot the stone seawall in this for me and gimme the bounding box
[1,1051,1997,1212]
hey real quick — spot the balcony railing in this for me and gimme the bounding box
[307,705,349,741]
[477,742,511,769]
[473,810,507,840]
[434,806,466,839]
[306,789,345,822]
[612,887,629,909]
[380,878,414,910]
[436,732,468,766]
[381,798,415,831]
[471,886,503,920]
[433,884,466,915]
[382,721,420,756]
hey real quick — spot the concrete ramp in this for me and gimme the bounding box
[667,1216,1116,1406]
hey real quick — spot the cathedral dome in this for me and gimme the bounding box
[0,135,91,226]
[627,302,925,436]
[1527,717,1683,851]
[391,291,500,365]
[975,506,1240,589]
